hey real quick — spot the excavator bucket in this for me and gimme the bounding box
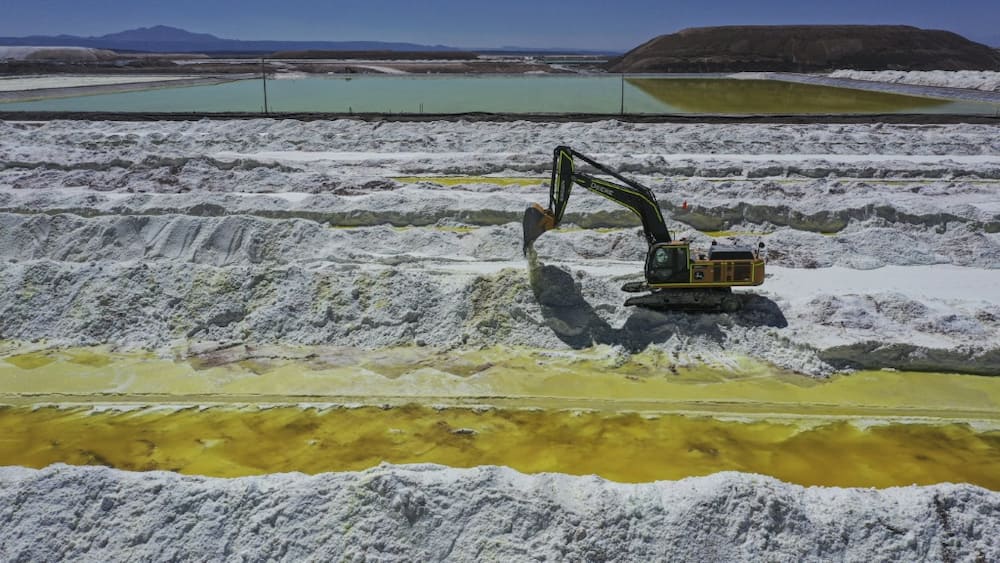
[522,203,556,255]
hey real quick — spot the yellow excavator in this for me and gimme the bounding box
[523,146,765,312]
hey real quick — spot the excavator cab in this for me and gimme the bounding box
[646,243,690,284]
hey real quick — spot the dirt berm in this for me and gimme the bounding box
[607,25,1000,73]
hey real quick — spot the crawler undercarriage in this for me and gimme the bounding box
[620,282,743,313]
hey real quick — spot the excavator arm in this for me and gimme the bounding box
[523,146,671,254]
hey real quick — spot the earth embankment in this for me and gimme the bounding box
[608,25,1000,73]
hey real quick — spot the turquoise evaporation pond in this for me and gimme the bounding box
[2,75,998,115]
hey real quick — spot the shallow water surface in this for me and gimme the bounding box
[3,345,997,486]
[2,75,996,114]
[3,345,1000,415]
[1,405,997,488]
[629,78,956,114]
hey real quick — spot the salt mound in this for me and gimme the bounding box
[0,46,118,61]
[829,70,1000,92]
[0,464,996,561]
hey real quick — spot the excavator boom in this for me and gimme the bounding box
[523,146,671,254]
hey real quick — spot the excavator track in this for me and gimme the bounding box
[622,282,742,312]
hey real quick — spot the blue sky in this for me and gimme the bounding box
[3,0,998,50]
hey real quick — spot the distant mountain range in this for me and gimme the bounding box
[0,25,459,53]
[0,25,619,55]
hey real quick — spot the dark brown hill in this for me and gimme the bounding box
[607,25,1000,73]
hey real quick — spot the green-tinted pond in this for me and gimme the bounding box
[630,78,963,114]
[2,75,997,115]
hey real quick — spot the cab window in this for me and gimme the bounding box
[654,248,671,268]
[649,246,688,283]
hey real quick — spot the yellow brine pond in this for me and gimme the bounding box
[1,344,997,488]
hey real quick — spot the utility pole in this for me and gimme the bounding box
[619,73,625,116]
[261,57,269,115]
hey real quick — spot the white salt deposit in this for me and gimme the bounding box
[0,463,996,562]
[1,118,998,375]
[352,64,410,74]
[0,46,117,62]
[213,149,1000,166]
[829,70,1000,92]
[1,117,999,560]
[0,75,201,92]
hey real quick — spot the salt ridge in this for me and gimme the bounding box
[0,463,996,562]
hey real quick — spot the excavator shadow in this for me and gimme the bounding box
[529,262,787,351]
